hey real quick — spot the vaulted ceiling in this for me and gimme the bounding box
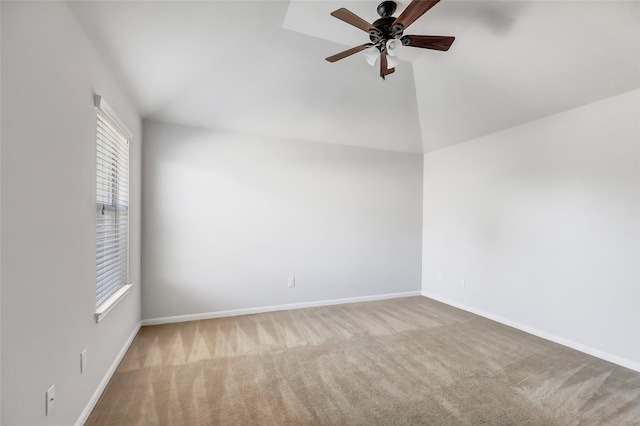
[68,1,640,154]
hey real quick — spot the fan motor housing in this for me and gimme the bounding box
[370,2,404,46]
[369,16,400,45]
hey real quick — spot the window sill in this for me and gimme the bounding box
[95,284,132,323]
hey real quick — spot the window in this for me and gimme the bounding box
[95,95,133,321]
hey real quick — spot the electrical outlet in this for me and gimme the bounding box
[438,273,444,282]
[46,385,55,415]
[460,279,465,288]
[81,348,87,374]
[288,277,295,287]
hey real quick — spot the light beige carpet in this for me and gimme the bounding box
[87,296,640,425]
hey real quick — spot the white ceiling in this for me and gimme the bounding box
[68,1,640,154]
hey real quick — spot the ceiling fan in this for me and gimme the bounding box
[325,0,455,80]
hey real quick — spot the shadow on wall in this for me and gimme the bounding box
[443,1,528,35]
[479,1,527,34]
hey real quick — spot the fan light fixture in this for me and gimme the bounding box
[365,44,399,68]
[386,39,401,56]
[364,47,379,66]
[387,55,399,69]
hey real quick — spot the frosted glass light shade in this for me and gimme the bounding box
[364,47,379,66]
[386,39,401,57]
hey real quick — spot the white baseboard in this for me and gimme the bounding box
[75,321,142,426]
[422,292,640,373]
[142,291,422,326]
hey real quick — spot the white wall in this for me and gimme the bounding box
[422,89,640,369]
[0,2,3,417]
[142,121,423,321]
[1,2,142,425]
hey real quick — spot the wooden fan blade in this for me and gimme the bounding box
[325,44,368,63]
[402,35,455,51]
[380,51,387,78]
[393,0,440,31]
[379,51,395,78]
[331,8,375,33]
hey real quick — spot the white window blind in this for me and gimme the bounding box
[95,96,131,307]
